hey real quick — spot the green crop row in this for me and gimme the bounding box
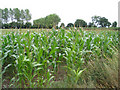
[0,28,119,88]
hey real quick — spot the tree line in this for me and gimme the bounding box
[33,15,117,29]
[0,8,31,29]
[63,16,117,28]
[0,8,117,29]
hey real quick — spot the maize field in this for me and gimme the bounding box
[0,28,119,88]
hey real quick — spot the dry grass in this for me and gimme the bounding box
[79,51,118,88]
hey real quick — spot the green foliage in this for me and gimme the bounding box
[66,23,74,27]
[91,16,111,27]
[25,9,31,22]
[33,18,46,28]
[0,33,2,89]
[13,8,21,22]
[1,29,119,88]
[0,8,32,29]
[99,17,111,27]
[74,19,87,27]
[112,21,117,27]
[2,8,9,23]
[60,23,65,28]
[88,22,94,27]
[67,67,86,85]
[45,14,61,28]
[9,8,14,22]
[33,14,61,29]
[92,15,101,27]
[20,9,25,24]
[24,22,32,28]
[8,22,20,29]
[0,9,2,28]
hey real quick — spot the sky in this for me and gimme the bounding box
[0,0,119,26]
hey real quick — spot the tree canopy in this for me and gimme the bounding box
[0,8,31,24]
[67,23,74,27]
[91,16,101,27]
[33,14,61,28]
[25,9,31,22]
[74,19,87,27]
[112,21,117,27]
[99,17,111,27]
[45,14,61,28]
[0,8,32,28]
[2,8,9,23]
[91,16,111,27]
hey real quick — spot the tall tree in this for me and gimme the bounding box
[99,17,111,27]
[20,9,25,24]
[2,8,9,23]
[0,9,3,28]
[74,19,87,27]
[112,21,117,27]
[91,16,101,27]
[13,8,21,22]
[33,14,60,29]
[9,8,14,22]
[92,16,111,27]
[45,14,61,28]
[25,9,31,22]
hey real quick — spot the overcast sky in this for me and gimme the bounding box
[0,0,119,26]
